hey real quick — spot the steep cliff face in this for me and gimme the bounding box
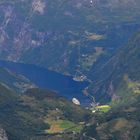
[0,0,139,77]
[91,30,140,103]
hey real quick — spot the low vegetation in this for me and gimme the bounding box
[0,85,91,140]
[91,105,111,114]
[45,119,83,134]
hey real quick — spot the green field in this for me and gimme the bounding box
[91,105,111,113]
[45,119,83,134]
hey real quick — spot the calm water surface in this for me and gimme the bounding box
[0,61,91,106]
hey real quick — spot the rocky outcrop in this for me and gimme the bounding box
[0,128,8,140]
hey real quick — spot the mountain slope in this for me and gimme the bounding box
[82,94,140,140]
[0,84,91,140]
[0,67,34,92]
[0,0,139,78]
[80,33,140,139]
[90,30,140,103]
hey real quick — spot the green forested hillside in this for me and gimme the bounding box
[78,30,140,140]
[82,94,140,140]
[0,1,140,139]
[0,84,91,140]
[90,30,140,104]
[0,67,34,92]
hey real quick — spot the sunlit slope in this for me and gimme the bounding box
[0,85,90,140]
[82,94,140,140]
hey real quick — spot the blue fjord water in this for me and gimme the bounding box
[0,61,91,106]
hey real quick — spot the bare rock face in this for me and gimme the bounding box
[32,0,46,14]
[0,128,8,140]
